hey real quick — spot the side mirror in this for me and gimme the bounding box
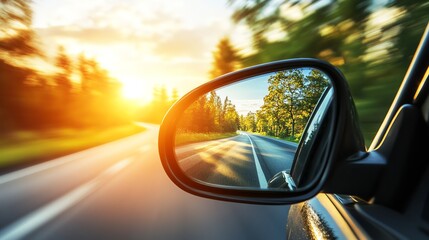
[158,58,363,204]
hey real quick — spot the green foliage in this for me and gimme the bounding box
[241,112,257,132]
[240,68,329,139]
[177,91,240,133]
[229,0,429,145]
[175,132,238,146]
[210,37,242,78]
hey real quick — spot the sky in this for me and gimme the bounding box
[31,0,252,102]
[217,74,270,115]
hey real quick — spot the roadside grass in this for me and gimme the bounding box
[246,131,300,143]
[281,136,300,143]
[175,132,238,146]
[0,124,145,169]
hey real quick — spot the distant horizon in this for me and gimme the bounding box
[230,99,264,116]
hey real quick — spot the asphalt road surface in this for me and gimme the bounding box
[176,131,298,188]
[0,125,290,240]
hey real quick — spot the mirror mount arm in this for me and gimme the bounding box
[323,152,386,200]
[321,74,381,199]
[324,102,427,201]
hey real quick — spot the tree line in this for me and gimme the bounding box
[177,91,240,133]
[0,1,244,134]
[176,68,328,141]
[240,68,329,140]
[1,44,128,133]
[0,0,132,134]
[137,86,179,124]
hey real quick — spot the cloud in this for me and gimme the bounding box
[36,19,229,61]
[31,0,242,95]
[151,23,227,59]
[36,26,131,45]
[34,0,235,61]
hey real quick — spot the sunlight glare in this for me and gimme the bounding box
[121,78,152,102]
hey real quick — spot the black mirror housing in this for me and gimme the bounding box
[158,58,365,204]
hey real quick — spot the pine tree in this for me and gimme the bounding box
[209,37,241,79]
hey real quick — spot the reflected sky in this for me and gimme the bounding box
[215,68,328,115]
[217,73,270,115]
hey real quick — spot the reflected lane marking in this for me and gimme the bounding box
[243,133,268,188]
[0,158,133,240]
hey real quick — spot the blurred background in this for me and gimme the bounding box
[1,0,428,171]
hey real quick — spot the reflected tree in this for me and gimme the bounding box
[240,69,329,140]
[177,91,240,134]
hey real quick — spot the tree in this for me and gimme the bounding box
[0,0,40,62]
[222,99,240,132]
[242,112,257,132]
[170,88,179,104]
[209,37,242,78]
[0,0,41,132]
[240,69,329,139]
[177,91,240,133]
[54,45,73,95]
[77,53,90,93]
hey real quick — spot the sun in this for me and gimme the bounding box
[120,78,153,103]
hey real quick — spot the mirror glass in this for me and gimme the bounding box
[174,67,332,191]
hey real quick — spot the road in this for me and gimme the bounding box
[0,125,290,240]
[176,131,298,188]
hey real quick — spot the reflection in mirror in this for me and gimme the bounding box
[175,68,332,191]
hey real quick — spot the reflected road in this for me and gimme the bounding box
[176,132,298,188]
[0,125,290,240]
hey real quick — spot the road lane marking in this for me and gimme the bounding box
[0,133,149,185]
[243,133,268,188]
[0,158,133,240]
[139,145,152,153]
[0,153,89,185]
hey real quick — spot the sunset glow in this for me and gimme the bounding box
[121,78,152,102]
[31,0,251,103]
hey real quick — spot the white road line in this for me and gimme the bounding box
[0,133,147,185]
[0,158,133,240]
[0,153,86,185]
[139,145,152,153]
[243,133,268,188]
